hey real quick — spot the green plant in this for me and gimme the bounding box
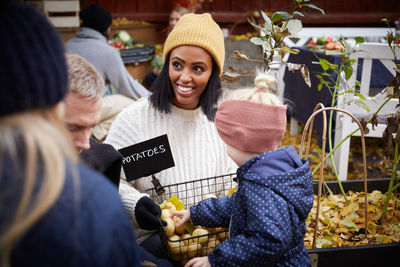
[248,0,324,71]
[311,21,400,220]
[223,0,324,86]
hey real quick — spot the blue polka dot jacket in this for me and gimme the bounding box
[190,146,314,267]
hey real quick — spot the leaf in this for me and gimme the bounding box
[341,205,353,217]
[222,71,241,83]
[353,91,366,100]
[281,47,300,54]
[271,13,282,23]
[274,28,290,39]
[358,118,370,134]
[273,11,292,20]
[303,3,325,15]
[168,194,184,211]
[293,11,304,17]
[228,187,237,196]
[341,219,358,230]
[319,58,331,71]
[316,238,333,248]
[231,50,249,61]
[355,36,365,44]
[301,65,311,87]
[250,37,270,51]
[285,19,303,35]
[343,64,353,80]
[260,10,273,32]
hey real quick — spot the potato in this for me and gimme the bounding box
[164,217,175,237]
[181,234,191,246]
[217,228,229,241]
[206,238,221,254]
[192,228,209,245]
[173,216,186,235]
[165,202,176,214]
[161,209,172,220]
[187,242,201,258]
[168,235,181,250]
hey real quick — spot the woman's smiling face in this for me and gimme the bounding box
[168,45,213,110]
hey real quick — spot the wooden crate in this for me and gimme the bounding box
[44,0,79,28]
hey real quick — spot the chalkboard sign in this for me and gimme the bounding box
[118,134,175,181]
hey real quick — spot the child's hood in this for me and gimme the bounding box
[237,145,314,220]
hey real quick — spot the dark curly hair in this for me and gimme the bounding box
[149,53,222,121]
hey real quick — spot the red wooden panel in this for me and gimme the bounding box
[325,0,343,13]
[231,0,252,12]
[95,0,117,13]
[115,0,137,13]
[381,0,400,12]
[268,0,292,12]
[343,0,360,14]
[359,0,379,13]
[155,1,173,13]
[80,0,400,28]
[212,0,231,12]
[136,0,156,12]
[251,0,269,11]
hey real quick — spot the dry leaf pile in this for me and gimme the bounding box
[278,122,399,248]
[304,190,400,249]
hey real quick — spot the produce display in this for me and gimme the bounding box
[307,36,344,51]
[108,30,155,64]
[112,17,151,26]
[109,30,138,50]
[159,195,230,265]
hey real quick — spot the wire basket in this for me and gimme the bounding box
[145,173,236,264]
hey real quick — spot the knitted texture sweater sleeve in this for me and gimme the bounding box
[104,98,237,241]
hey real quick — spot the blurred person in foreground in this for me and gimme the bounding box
[0,1,141,266]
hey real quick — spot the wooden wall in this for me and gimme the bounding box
[81,0,400,41]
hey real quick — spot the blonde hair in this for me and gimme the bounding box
[66,54,105,100]
[0,105,77,265]
[226,73,284,106]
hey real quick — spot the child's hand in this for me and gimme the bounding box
[184,256,211,267]
[172,209,190,227]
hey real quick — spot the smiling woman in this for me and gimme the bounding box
[104,13,237,261]
[169,46,213,110]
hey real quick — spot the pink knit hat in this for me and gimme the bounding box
[215,100,287,154]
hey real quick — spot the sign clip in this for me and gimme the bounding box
[151,175,165,196]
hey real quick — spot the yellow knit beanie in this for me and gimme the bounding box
[163,13,225,74]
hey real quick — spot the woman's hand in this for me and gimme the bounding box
[172,209,190,227]
[184,256,211,267]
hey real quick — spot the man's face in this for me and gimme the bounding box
[64,91,102,153]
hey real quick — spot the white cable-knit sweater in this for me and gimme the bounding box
[104,98,237,243]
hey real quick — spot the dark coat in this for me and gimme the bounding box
[190,146,313,267]
[8,161,141,266]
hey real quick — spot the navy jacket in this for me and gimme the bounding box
[190,146,313,267]
[8,162,141,266]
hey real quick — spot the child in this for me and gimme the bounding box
[175,73,314,267]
